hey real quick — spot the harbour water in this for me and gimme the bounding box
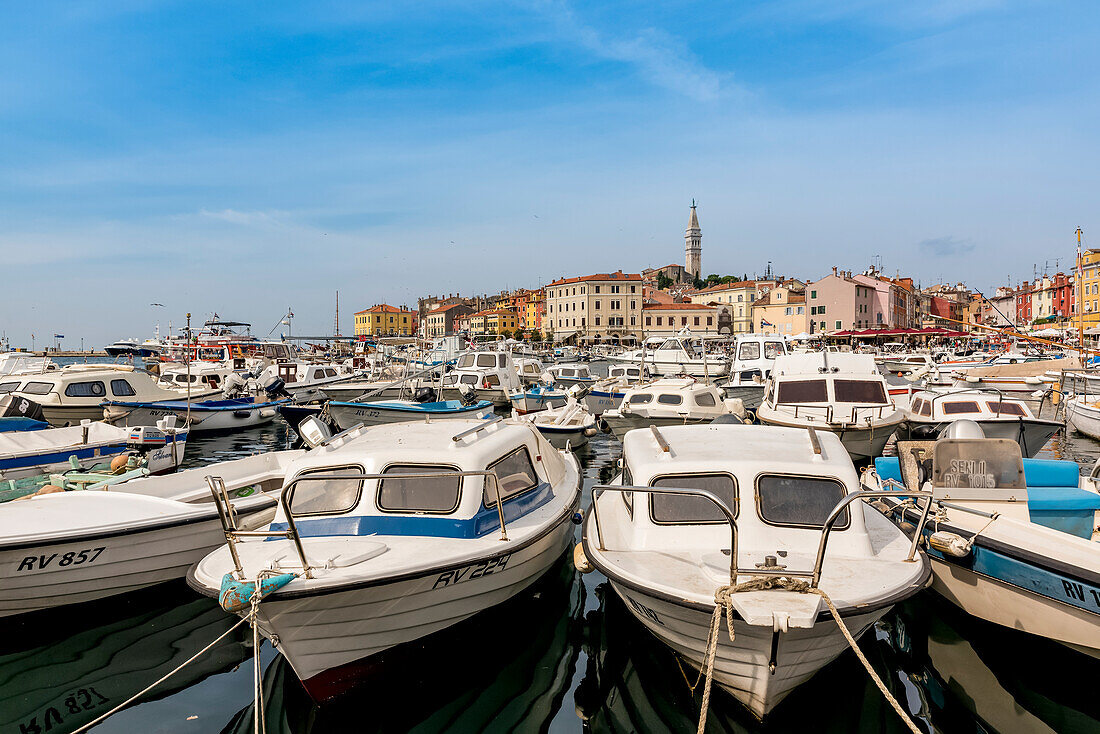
[2,364,1098,733]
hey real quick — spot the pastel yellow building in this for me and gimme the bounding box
[469,309,518,335]
[354,304,415,336]
[1077,249,1100,329]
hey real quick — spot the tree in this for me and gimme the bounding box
[529,329,543,343]
[656,272,673,290]
[693,275,705,289]
[500,329,513,339]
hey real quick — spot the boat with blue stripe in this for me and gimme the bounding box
[326,394,494,430]
[866,420,1100,658]
[509,383,568,414]
[187,416,582,700]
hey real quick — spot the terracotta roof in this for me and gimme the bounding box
[471,309,518,317]
[547,271,642,286]
[356,304,413,315]
[753,291,806,307]
[642,302,714,310]
[695,280,758,294]
[428,303,469,315]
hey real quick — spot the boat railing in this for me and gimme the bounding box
[590,482,932,589]
[207,468,510,581]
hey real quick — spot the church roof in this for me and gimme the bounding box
[688,203,700,230]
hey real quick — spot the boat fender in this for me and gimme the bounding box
[259,408,277,418]
[868,499,891,514]
[573,543,594,574]
[572,511,583,525]
[583,426,598,437]
[927,531,971,557]
[219,572,298,613]
[110,454,130,473]
[233,409,253,418]
[597,419,611,434]
[35,484,65,497]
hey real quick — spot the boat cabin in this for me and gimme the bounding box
[907,390,1037,422]
[618,378,731,417]
[266,420,571,541]
[607,364,649,382]
[606,424,873,565]
[764,354,894,422]
[441,352,521,392]
[728,334,787,386]
[546,364,595,383]
[0,366,197,405]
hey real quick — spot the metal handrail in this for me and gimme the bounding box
[591,483,740,583]
[592,482,933,590]
[206,468,511,581]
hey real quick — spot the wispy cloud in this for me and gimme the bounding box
[535,1,730,102]
[918,235,975,257]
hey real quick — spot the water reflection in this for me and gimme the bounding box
[222,557,585,733]
[0,581,250,734]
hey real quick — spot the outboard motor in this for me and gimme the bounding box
[262,374,290,399]
[458,383,479,407]
[413,386,437,404]
[0,394,45,423]
[221,372,248,398]
[567,383,590,400]
[940,419,986,440]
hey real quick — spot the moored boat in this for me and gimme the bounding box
[904,388,1061,457]
[600,377,744,440]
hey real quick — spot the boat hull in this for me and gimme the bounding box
[755,413,901,461]
[0,433,187,481]
[0,501,275,618]
[584,389,624,416]
[904,418,1059,458]
[608,582,886,718]
[720,384,765,410]
[231,515,576,699]
[327,402,493,430]
[600,413,715,440]
[104,404,280,434]
[439,386,512,408]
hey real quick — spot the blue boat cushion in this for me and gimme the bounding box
[1021,458,1081,488]
[874,457,902,484]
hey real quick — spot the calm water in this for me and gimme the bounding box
[3,367,1098,733]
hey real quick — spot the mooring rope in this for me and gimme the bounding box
[693,577,922,734]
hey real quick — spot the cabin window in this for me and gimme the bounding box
[485,375,501,387]
[628,394,653,404]
[313,369,326,380]
[695,392,716,407]
[920,400,932,416]
[756,474,849,529]
[0,381,20,393]
[458,355,475,368]
[378,464,461,514]
[290,465,365,516]
[833,380,887,404]
[476,354,496,368]
[987,401,1025,416]
[326,369,337,378]
[622,465,634,518]
[657,394,683,405]
[460,375,478,385]
[776,379,828,403]
[764,342,783,359]
[64,381,106,398]
[738,342,761,360]
[942,401,981,415]
[485,447,540,506]
[498,355,508,367]
[21,382,53,395]
[910,397,924,413]
[649,473,738,525]
[110,379,137,397]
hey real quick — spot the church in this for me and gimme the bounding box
[640,202,703,284]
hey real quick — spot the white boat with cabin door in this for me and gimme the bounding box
[545,363,597,389]
[756,353,905,461]
[600,378,745,439]
[438,351,523,407]
[904,388,1061,458]
[187,418,582,700]
[0,450,296,617]
[514,357,550,387]
[1,365,220,426]
[581,423,931,718]
[720,335,787,409]
[612,335,728,378]
[584,364,651,416]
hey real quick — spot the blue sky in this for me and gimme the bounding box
[2,1,1098,346]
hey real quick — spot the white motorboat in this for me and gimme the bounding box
[187,417,581,700]
[601,377,745,440]
[756,353,905,461]
[514,357,550,387]
[3,365,219,426]
[103,395,288,434]
[581,423,931,717]
[545,363,598,389]
[904,388,1060,457]
[1065,395,1100,443]
[584,364,650,416]
[612,334,728,378]
[438,350,523,407]
[514,398,598,448]
[0,450,297,617]
[871,421,1100,658]
[509,383,569,414]
[720,334,788,409]
[0,419,187,481]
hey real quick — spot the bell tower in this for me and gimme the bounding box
[685,200,702,279]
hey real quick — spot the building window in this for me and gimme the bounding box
[707,316,713,325]
[630,300,636,309]
[693,316,700,326]
[646,316,652,326]
[835,321,842,330]
[631,285,636,293]
[681,317,688,326]
[594,300,601,309]
[595,317,601,326]
[811,290,817,299]
[595,286,600,293]
[656,317,662,326]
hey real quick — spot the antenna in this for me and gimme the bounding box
[334,290,340,336]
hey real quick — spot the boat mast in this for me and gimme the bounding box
[1077,227,1084,355]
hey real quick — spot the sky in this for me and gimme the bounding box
[2,0,1098,347]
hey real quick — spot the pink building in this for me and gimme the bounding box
[807,267,876,334]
